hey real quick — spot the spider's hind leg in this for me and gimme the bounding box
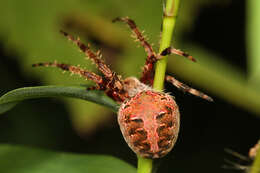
[166,75,213,102]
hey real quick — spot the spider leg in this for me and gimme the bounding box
[60,31,115,80]
[112,17,156,59]
[33,61,128,102]
[32,62,105,89]
[166,75,213,102]
[113,17,157,85]
[60,31,128,101]
[160,47,196,62]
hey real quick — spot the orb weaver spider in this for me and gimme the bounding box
[33,17,212,158]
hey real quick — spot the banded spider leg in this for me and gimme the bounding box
[113,17,212,101]
[33,31,129,102]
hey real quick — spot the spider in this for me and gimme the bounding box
[33,17,213,159]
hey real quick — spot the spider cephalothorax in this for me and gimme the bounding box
[33,17,212,159]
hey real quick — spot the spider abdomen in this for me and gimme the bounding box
[118,90,180,158]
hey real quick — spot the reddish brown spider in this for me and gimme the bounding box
[33,17,213,159]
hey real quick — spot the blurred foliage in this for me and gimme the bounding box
[1,0,259,134]
[0,144,136,173]
[0,0,260,172]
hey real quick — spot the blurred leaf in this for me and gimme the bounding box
[0,144,136,173]
[0,86,119,114]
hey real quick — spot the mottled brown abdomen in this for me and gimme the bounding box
[118,90,180,158]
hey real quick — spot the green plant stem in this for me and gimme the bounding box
[247,0,260,83]
[137,1,180,173]
[137,156,153,173]
[153,0,180,90]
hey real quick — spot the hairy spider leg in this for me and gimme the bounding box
[60,31,128,102]
[160,47,196,62]
[112,17,156,59]
[32,62,128,102]
[60,31,114,79]
[32,62,104,88]
[113,17,157,85]
[166,75,213,101]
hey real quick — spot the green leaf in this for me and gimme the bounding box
[0,86,119,114]
[0,144,136,173]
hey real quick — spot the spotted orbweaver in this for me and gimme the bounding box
[33,17,213,159]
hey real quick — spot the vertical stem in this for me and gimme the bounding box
[247,0,260,83]
[137,1,180,173]
[137,156,153,173]
[153,0,180,90]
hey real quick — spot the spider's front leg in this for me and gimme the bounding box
[113,17,197,86]
[60,31,129,102]
[113,17,157,85]
[60,30,114,80]
[112,17,156,59]
[32,62,105,89]
[166,75,213,102]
